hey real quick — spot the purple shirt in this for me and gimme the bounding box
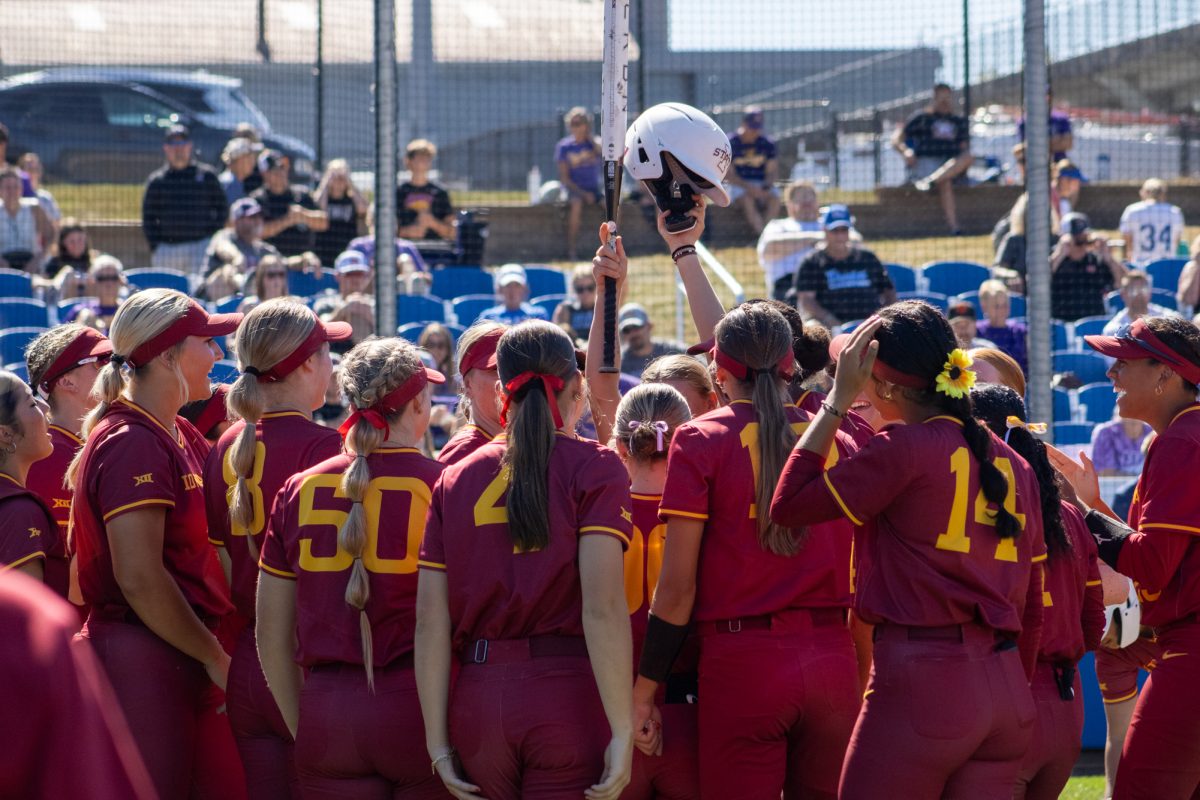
[346,235,428,272]
[727,132,778,183]
[1090,419,1151,476]
[975,319,1028,373]
[1017,110,1072,160]
[555,136,603,195]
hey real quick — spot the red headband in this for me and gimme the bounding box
[500,372,567,429]
[125,302,242,369]
[459,328,503,376]
[828,332,929,389]
[39,328,113,394]
[245,317,352,383]
[338,365,446,439]
[712,345,796,382]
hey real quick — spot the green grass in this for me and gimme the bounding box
[1061,775,1106,799]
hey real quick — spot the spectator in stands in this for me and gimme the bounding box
[793,204,896,327]
[396,140,455,260]
[975,279,1028,372]
[1051,159,1084,230]
[235,254,290,314]
[1176,234,1200,313]
[1119,178,1184,267]
[52,263,92,304]
[418,323,457,388]
[969,347,1026,397]
[67,256,127,332]
[314,159,367,268]
[346,217,428,274]
[892,83,973,235]
[1050,212,1125,321]
[1018,88,1074,161]
[16,153,60,229]
[1090,415,1152,477]
[218,137,261,206]
[202,264,243,304]
[726,106,781,236]
[42,219,99,277]
[555,107,603,261]
[333,250,374,299]
[252,150,327,257]
[618,302,684,377]
[553,264,597,342]
[756,180,824,302]
[947,301,995,350]
[1102,270,1175,336]
[141,125,228,276]
[0,123,34,196]
[479,263,549,325]
[326,293,375,354]
[205,197,281,276]
[0,166,52,273]
[990,143,1027,254]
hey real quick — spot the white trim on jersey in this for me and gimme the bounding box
[1119,200,1185,266]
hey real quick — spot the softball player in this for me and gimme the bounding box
[256,337,448,799]
[770,302,1046,800]
[0,371,58,588]
[416,320,633,800]
[69,290,243,799]
[437,321,505,466]
[1051,316,1200,799]
[204,299,348,798]
[973,383,1105,800]
[635,302,859,800]
[24,325,112,594]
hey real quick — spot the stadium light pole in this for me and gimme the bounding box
[1023,0,1053,436]
[375,0,398,336]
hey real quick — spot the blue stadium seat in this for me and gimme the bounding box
[125,268,191,294]
[921,261,991,298]
[1105,291,1123,314]
[1052,387,1072,423]
[0,299,51,329]
[531,294,567,320]
[1009,295,1027,317]
[835,320,863,335]
[954,292,983,317]
[3,362,29,383]
[1077,382,1117,424]
[431,267,493,300]
[452,294,496,326]
[897,291,949,312]
[397,295,447,326]
[208,359,240,384]
[1145,258,1188,293]
[397,322,426,343]
[0,269,34,299]
[1052,351,1111,385]
[1151,288,1178,310]
[444,323,467,343]
[212,295,244,314]
[0,327,47,367]
[950,290,1023,318]
[885,264,917,293]
[287,268,338,298]
[57,296,95,323]
[1071,316,1110,345]
[1053,422,1095,446]
[1050,320,1069,352]
[522,266,568,298]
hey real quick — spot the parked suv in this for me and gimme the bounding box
[0,68,315,183]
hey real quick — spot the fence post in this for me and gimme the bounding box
[1024,0,1053,434]
[872,110,883,187]
[375,0,398,337]
[830,111,841,189]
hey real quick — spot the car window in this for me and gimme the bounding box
[142,83,213,114]
[22,88,106,128]
[100,89,179,129]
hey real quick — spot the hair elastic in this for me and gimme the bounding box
[500,372,566,429]
[629,420,670,451]
[1004,415,1048,443]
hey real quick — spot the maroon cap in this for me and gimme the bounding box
[124,302,242,369]
[38,328,113,394]
[246,314,352,383]
[459,328,503,376]
[686,337,715,358]
[1085,318,1200,386]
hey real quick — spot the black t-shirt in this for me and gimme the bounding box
[794,248,894,323]
[396,181,453,240]
[251,185,319,256]
[902,111,970,160]
[1051,253,1113,321]
[315,195,359,267]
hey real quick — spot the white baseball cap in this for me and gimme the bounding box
[496,263,527,288]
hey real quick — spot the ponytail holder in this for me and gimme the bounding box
[934,348,976,399]
[337,405,390,440]
[109,354,127,366]
[242,365,262,377]
[1004,415,1048,443]
[500,372,566,429]
[629,420,670,452]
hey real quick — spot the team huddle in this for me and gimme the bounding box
[3,103,1200,800]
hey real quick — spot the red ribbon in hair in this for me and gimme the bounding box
[500,372,566,429]
[337,406,390,440]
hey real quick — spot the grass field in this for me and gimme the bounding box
[1062,775,1106,799]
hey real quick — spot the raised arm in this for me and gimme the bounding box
[656,201,725,342]
[586,223,628,445]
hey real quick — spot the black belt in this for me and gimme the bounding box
[459,635,588,665]
[705,607,847,636]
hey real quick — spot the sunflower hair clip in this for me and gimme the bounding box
[935,349,976,399]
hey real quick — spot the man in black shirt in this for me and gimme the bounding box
[793,205,896,327]
[395,139,455,262]
[892,84,974,234]
[1051,212,1127,321]
[251,150,328,257]
[141,125,229,277]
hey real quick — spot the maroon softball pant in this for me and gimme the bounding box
[622,702,700,800]
[227,625,297,799]
[1012,661,1083,800]
[838,622,1035,800]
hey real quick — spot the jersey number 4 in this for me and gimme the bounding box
[934,447,1024,561]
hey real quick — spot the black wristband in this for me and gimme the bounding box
[637,614,690,684]
[671,245,697,263]
[1085,509,1132,570]
[820,400,844,419]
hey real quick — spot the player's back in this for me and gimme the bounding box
[1121,199,1184,265]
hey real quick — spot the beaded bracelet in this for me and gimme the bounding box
[671,244,697,262]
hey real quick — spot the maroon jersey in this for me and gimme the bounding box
[26,425,81,532]
[795,389,875,449]
[419,434,632,651]
[205,412,341,619]
[260,447,443,667]
[779,416,1046,634]
[1121,404,1200,628]
[1038,502,1105,664]
[659,400,854,622]
[0,474,64,595]
[625,492,666,666]
[437,424,494,466]
[73,399,232,618]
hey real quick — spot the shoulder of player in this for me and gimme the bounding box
[1147,410,1200,455]
[0,489,55,529]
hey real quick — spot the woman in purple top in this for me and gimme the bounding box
[975,279,1028,373]
[555,106,603,260]
[1090,416,1152,477]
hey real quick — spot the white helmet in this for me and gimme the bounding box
[624,103,732,208]
[1102,577,1142,649]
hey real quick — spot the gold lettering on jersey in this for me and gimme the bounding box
[473,467,510,527]
[182,473,204,492]
[133,472,154,486]
[624,521,666,613]
[741,421,833,518]
[27,527,40,539]
[223,442,267,536]
[620,508,632,524]
[52,498,71,509]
